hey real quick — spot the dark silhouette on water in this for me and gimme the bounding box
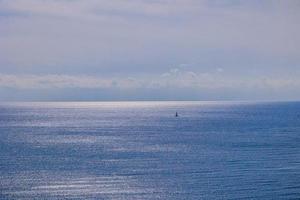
[175,112,178,117]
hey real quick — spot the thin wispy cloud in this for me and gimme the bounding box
[1,70,299,91]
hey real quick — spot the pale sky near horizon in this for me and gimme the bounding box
[0,0,300,101]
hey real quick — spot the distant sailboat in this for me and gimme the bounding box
[175,112,178,117]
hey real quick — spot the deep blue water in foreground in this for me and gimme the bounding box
[0,101,300,199]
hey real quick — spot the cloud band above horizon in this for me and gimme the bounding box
[0,0,300,100]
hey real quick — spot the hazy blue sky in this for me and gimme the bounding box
[0,0,300,101]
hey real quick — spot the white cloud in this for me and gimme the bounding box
[0,1,300,101]
[2,70,299,91]
[0,74,131,89]
[216,68,224,73]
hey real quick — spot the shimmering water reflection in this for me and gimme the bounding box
[1,101,300,199]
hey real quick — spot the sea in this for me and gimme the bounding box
[0,101,300,199]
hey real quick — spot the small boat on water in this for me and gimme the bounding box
[175,112,178,117]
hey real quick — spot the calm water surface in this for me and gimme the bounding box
[0,101,300,199]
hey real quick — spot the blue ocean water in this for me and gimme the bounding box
[0,101,300,199]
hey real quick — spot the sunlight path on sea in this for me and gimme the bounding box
[1,102,300,199]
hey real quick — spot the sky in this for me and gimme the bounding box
[0,0,300,101]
